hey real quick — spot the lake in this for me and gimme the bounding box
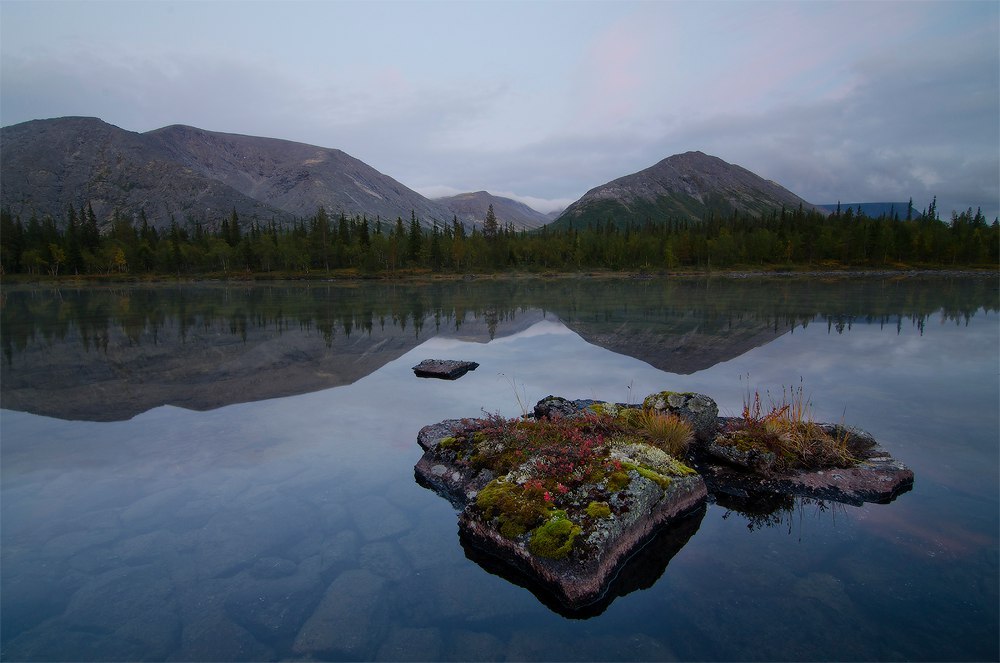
[1,275,997,661]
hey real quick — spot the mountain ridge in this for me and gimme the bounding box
[3,118,823,233]
[0,117,454,230]
[550,150,821,228]
[434,190,550,230]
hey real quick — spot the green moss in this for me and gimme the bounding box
[664,456,696,476]
[621,461,673,490]
[606,470,630,491]
[475,479,550,539]
[529,511,582,559]
[642,390,695,411]
[612,440,696,478]
[585,501,612,518]
[587,401,620,418]
[615,407,643,426]
[438,436,459,449]
[637,466,672,489]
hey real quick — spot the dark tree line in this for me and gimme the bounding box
[1,198,996,277]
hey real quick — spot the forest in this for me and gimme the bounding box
[0,198,996,278]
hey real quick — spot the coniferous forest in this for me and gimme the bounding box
[1,199,996,278]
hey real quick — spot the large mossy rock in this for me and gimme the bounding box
[415,389,915,613]
[414,403,707,611]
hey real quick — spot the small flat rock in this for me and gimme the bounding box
[412,359,479,380]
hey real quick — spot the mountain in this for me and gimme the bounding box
[0,117,453,230]
[146,124,452,224]
[550,151,820,228]
[434,190,549,230]
[816,202,911,218]
[0,117,292,229]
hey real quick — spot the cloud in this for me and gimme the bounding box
[1,50,300,135]
[1,1,996,220]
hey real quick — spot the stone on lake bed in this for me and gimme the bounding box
[412,359,480,380]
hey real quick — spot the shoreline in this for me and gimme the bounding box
[1,266,996,288]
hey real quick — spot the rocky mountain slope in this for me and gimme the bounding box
[434,191,549,230]
[550,151,820,228]
[1,117,453,230]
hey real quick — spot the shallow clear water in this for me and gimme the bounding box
[2,276,997,661]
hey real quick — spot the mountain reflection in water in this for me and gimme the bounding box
[1,275,997,661]
[2,275,995,422]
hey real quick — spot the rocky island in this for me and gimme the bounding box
[415,389,913,614]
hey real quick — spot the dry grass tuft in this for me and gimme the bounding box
[634,409,695,457]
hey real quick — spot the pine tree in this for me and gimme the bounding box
[227,208,242,247]
[408,211,423,262]
[483,203,498,241]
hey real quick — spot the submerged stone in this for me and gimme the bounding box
[412,359,479,380]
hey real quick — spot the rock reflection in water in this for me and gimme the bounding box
[2,275,994,421]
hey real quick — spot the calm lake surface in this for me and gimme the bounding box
[1,275,997,661]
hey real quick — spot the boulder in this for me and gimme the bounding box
[642,391,720,442]
[412,359,479,380]
[457,470,706,610]
[414,406,708,612]
[532,396,599,419]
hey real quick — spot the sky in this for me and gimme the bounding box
[1,1,998,218]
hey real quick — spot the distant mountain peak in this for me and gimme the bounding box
[551,151,817,228]
[434,190,549,230]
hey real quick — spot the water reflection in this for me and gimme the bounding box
[716,492,848,534]
[1,276,997,661]
[2,276,995,421]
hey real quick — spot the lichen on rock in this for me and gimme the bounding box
[414,387,913,612]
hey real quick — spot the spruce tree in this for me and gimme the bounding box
[483,203,498,241]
